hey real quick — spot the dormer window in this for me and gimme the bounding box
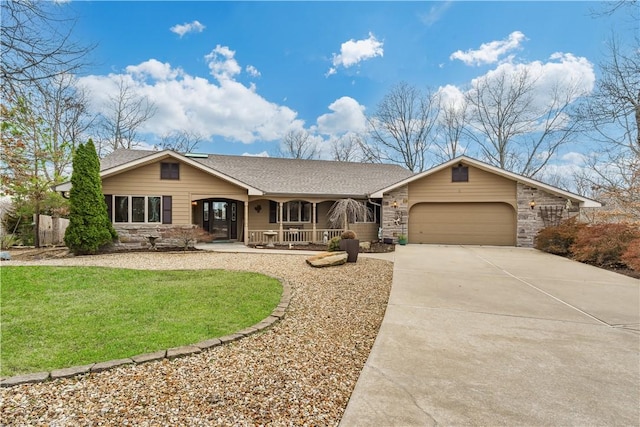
[452,164,469,182]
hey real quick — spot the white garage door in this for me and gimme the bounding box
[408,202,516,246]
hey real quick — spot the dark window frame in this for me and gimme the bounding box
[452,165,469,182]
[160,162,180,180]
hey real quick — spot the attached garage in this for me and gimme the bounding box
[408,202,516,246]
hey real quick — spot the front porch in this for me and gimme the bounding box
[190,197,382,245]
[247,228,344,245]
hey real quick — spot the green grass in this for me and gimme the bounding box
[0,266,282,377]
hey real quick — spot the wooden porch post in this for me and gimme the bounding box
[243,200,249,245]
[278,202,284,243]
[312,202,317,243]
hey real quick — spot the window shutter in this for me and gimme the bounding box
[104,195,113,222]
[269,201,277,223]
[162,196,172,224]
[315,204,319,223]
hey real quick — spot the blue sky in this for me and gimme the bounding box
[63,1,629,167]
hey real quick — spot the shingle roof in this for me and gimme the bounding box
[101,149,414,197]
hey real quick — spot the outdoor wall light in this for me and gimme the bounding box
[392,200,398,209]
[255,204,262,213]
[529,200,536,209]
[191,201,197,207]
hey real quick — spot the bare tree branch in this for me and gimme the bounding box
[1,0,93,94]
[156,130,204,153]
[96,76,157,155]
[276,130,318,159]
[331,133,364,162]
[464,67,586,177]
[364,82,440,172]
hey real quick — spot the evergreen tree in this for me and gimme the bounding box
[64,140,116,254]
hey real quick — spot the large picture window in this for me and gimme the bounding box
[111,195,163,223]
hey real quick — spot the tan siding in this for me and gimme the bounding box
[408,165,516,208]
[102,160,247,225]
[409,202,516,245]
[348,223,378,241]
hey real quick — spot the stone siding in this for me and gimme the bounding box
[113,224,202,249]
[516,183,579,247]
[382,186,408,243]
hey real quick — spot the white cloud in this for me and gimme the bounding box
[561,151,588,165]
[470,52,595,111]
[328,32,383,76]
[242,151,270,157]
[419,1,452,26]
[437,84,465,109]
[205,45,242,81]
[126,59,182,81]
[450,31,526,66]
[316,96,367,135]
[78,55,304,145]
[246,65,261,78]
[170,20,205,37]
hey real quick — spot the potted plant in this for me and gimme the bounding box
[326,198,371,263]
[339,230,359,262]
[397,234,408,245]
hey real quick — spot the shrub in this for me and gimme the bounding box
[1,233,18,250]
[328,236,341,251]
[341,230,357,240]
[570,223,639,268]
[621,238,640,271]
[535,217,585,256]
[64,140,117,255]
[166,226,212,250]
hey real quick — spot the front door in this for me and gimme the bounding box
[211,201,229,240]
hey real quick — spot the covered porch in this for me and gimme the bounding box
[245,198,381,245]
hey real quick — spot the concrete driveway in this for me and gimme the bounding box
[341,245,640,426]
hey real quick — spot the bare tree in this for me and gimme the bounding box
[97,76,156,155]
[434,98,469,162]
[584,37,639,154]
[578,34,640,221]
[276,129,318,159]
[38,73,95,182]
[464,67,586,177]
[363,82,440,172]
[327,198,371,229]
[1,1,92,94]
[156,130,204,153]
[331,133,363,162]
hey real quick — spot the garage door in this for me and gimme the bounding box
[408,202,516,245]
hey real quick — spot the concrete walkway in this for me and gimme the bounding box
[340,245,640,426]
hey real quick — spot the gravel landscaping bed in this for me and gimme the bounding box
[0,252,393,426]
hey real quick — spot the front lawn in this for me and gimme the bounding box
[1,266,282,377]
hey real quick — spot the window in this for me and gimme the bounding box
[269,201,312,223]
[452,165,469,182]
[110,195,164,223]
[354,201,379,223]
[147,197,161,222]
[115,196,128,222]
[161,162,180,180]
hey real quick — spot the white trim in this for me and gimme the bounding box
[371,156,601,208]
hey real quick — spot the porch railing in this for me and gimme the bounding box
[248,229,343,245]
